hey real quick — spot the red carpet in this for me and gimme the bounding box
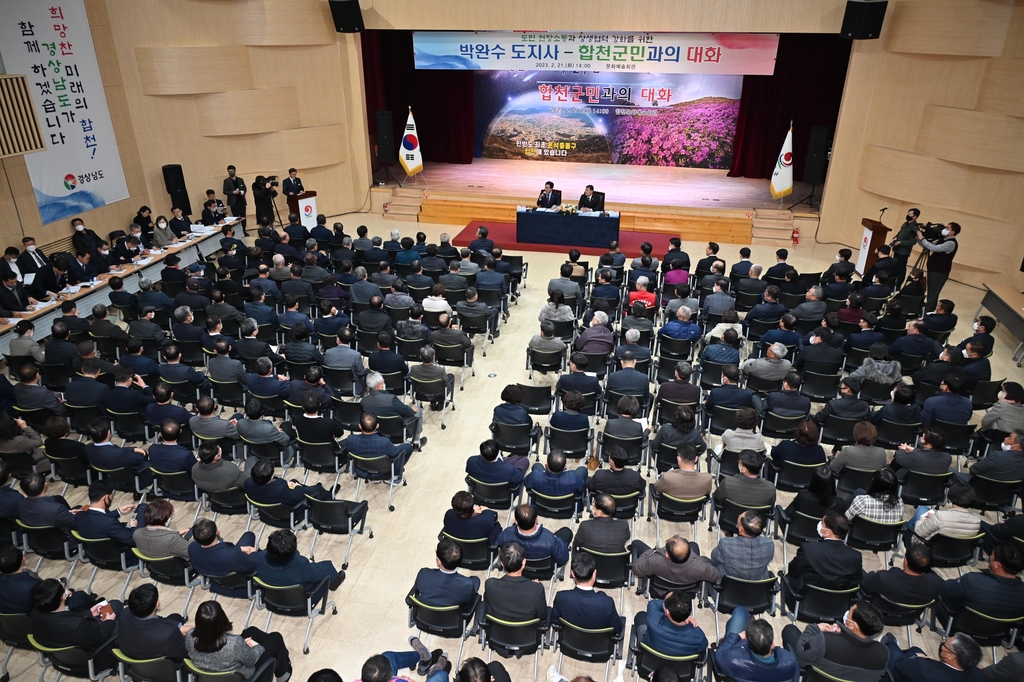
[452,220,675,258]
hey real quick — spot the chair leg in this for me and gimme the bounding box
[265,610,272,632]
[86,565,100,595]
[343,533,356,570]
[303,613,315,654]
[309,531,321,562]
[120,569,135,601]
[354,478,363,503]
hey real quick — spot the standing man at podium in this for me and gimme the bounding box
[537,181,561,209]
[223,165,247,234]
[283,168,304,197]
[577,185,604,212]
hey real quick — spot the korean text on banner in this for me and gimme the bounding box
[0,0,129,224]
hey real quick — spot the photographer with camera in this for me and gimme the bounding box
[916,221,961,313]
[253,175,278,227]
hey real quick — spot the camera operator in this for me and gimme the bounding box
[916,221,961,312]
[253,175,278,227]
[891,208,920,286]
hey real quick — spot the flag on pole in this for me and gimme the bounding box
[770,124,793,200]
[399,107,423,176]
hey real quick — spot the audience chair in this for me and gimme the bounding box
[70,531,139,600]
[551,616,625,682]
[253,575,337,655]
[706,574,779,641]
[406,588,481,668]
[305,496,371,571]
[28,632,117,682]
[478,612,546,682]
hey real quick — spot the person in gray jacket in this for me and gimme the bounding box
[206,290,246,325]
[322,329,368,396]
[235,398,296,465]
[128,307,172,348]
[133,498,192,560]
[9,320,44,362]
[739,343,792,382]
[791,286,827,320]
[207,339,248,386]
[191,441,249,493]
[830,421,887,474]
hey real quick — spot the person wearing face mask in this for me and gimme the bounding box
[960,429,1024,486]
[781,601,889,682]
[168,206,191,239]
[819,249,854,285]
[70,217,101,257]
[16,236,49,275]
[891,208,921,285]
[916,221,961,312]
[957,315,996,356]
[92,240,117,275]
[150,215,179,248]
[223,165,247,233]
[0,247,23,284]
[782,511,862,611]
[959,341,991,392]
[126,222,151,252]
[113,235,143,265]
[882,631,984,682]
[133,205,155,233]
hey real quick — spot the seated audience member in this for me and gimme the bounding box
[345,411,415,484]
[187,518,259,596]
[442,490,501,545]
[958,315,996,356]
[538,289,576,323]
[616,328,653,363]
[550,552,624,634]
[888,320,943,362]
[147,420,197,474]
[980,381,1024,435]
[794,328,844,373]
[882,631,983,682]
[0,546,93,615]
[255,528,344,604]
[963,429,1024,484]
[654,442,713,500]
[524,449,588,503]
[908,482,981,545]
[769,421,827,474]
[491,383,541,440]
[713,450,776,510]
[721,407,765,453]
[603,394,646,440]
[703,308,743,345]
[837,292,867,324]
[133,498,192,560]
[860,543,944,612]
[588,444,645,497]
[780,601,888,682]
[16,471,77,534]
[483,542,548,623]
[29,578,121,671]
[850,342,902,387]
[651,405,707,457]
[740,342,792,382]
[960,341,991,392]
[813,378,871,428]
[159,344,210,391]
[185,600,291,681]
[871,384,922,426]
[550,389,592,432]
[189,396,240,444]
[574,312,614,353]
[633,589,708,657]
[466,438,527,484]
[657,362,701,405]
[937,543,1024,623]
[759,314,803,352]
[704,362,753,411]
[83,418,153,487]
[74,480,145,549]
[0,410,42,461]
[528,320,567,354]
[496,504,572,567]
[757,372,811,419]
[783,466,846,520]
[791,286,827,321]
[573,493,630,555]
[713,608,799,682]
[844,313,885,353]
[629,276,657,309]
[658,305,700,340]
[891,426,950,476]
[710,510,774,580]
[411,538,480,612]
[116,583,190,662]
[631,535,719,592]
[921,374,973,426]
[829,421,886,474]
[844,469,904,524]
[783,511,862,610]
[13,362,65,415]
[191,441,248,495]
[243,459,335,512]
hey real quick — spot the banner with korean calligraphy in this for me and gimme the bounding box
[415,32,779,76]
[474,70,743,169]
[0,0,128,224]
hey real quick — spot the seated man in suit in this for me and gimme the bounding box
[537,181,561,208]
[442,490,501,544]
[128,307,171,349]
[551,552,623,635]
[704,364,755,413]
[793,328,844,373]
[633,589,708,657]
[191,442,248,496]
[170,306,203,343]
[147,420,197,474]
[588,445,645,498]
[937,542,1024,625]
[714,609,799,682]
[496,503,572,567]
[118,339,160,377]
[859,543,944,615]
[367,331,407,377]
[346,410,415,485]
[16,472,78,535]
[888,320,943,362]
[555,353,604,404]
[207,338,248,387]
[411,538,480,612]
[576,185,604,212]
[606,351,650,401]
[29,578,121,671]
[783,510,862,610]
[188,395,240,444]
[104,366,156,414]
[883,631,983,682]
[780,601,888,682]
[247,356,291,398]
[362,371,424,450]
[116,584,189,662]
[713,450,776,511]
[200,317,236,354]
[13,362,65,415]
[57,300,92,334]
[64,357,110,410]
[921,374,974,426]
[83,419,153,488]
[243,459,336,512]
[144,382,192,431]
[255,528,344,604]
[236,319,285,367]
[484,541,548,624]
[845,313,886,352]
[466,438,527,485]
[187,517,259,596]
[0,546,93,614]
[43,322,79,369]
[757,371,812,418]
[523,450,587,501]
[74,480,146,549]
[813,377,871,427]
[710,510,774,580]
[572,493,630,555]
[281,322,323,365]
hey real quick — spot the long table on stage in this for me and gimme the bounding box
[516,209,620,249]
[0,222,235,358]
[975,283,1024,367]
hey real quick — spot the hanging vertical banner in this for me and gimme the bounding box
[0,0,129,224]
[399,109,423,176]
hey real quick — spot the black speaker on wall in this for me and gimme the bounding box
[375,111,397,164]
[841,0,888,39]
[161,164,192,216]
[328,0,364,33]
[803,126,831,186]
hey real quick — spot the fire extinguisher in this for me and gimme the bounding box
[792,225,800,245]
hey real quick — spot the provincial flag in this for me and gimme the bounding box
[399,108,423,176]
[770,124,794,200]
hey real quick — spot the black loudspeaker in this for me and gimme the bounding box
[328,0,364,33]
[375,111,397,164]
[161,164,192,216]
[840,0,888,39]
[803,126,831,186]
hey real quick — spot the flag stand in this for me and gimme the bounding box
[789,184,820,210]
[402,170,429,188]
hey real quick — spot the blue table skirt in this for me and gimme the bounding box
[516,210,621,248]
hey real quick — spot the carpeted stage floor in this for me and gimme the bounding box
[451,219,675,256]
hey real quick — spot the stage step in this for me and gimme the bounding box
[383,213,420,223]
[750,208,794,246]
[384,187,424,222]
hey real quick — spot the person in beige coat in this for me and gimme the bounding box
[133,499,192,560]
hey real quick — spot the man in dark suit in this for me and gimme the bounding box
[67,251,98,285]
[793,329,845,374]
[247,357,291,398]
[170,307,204,343]
[116,584,189,661]
[714,450,776,509]
[168,206,191,238]
[361,236,389,266]
[187,518,259,596]
[243,460,334,512]
[282,168,304,197]
[13,363,64,415]
[16,236,49,275]
[656,362,701,405]
[223,165,247,231]
[883,631,984,682]
[29,578,119,670]
[859,543,944,613]
[484,542,548,623]
[466,439,526,486]
[30,257,71,300]
[44,322,79,369]
[63,359,110,410]
[587,446,644,497]
[758,372,812,417]
[962,430,1024,483]
[74,480,146,549]
[0,270,34,311]
[844,313,886,352]
[17,473,78,533]
[468,226,495,254]
[695,242,724,277]
[147,421,197,475]
[743,286,788,329]
[551,552,623,633]
[83,420,153,488]
[813,377,871,427]
[704,365,754,413]
[174,278,211,311]
[283,214,309,243]
[660,238,689,272]
[105,367,156,414]
[573,494,630,555]
[576,185,604,212]
[0,546,91,614]
[764,249,792,281]
[362,373,425,449]
[783,511,862,610]
[730,247,753,278]
[537,181,561,209]
[201,199,223,226]
[911,345,965,388]
[254,528,343,605]
[864,244,901,286]
[236,320,284,367]
[823,271,855,301]
[411,538,480,612]
[889,321,943,361]
[920,375,973,426]
[859,272,893,300]
[113,236,143,265]
[606,352,650,399]
[922,299,958,333]
[555,354,603,404]
[938,543,1024,624]
[118,339,159,377]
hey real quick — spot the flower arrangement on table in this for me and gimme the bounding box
[557,204,578,216]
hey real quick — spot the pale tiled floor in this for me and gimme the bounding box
[10,214,1024,682]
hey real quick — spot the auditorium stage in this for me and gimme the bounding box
[382,158,819,245]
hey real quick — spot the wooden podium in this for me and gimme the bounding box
[856,218,891,275]
[286,190,316,216]
[286,190,317,228]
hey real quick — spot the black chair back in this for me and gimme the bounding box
[969,475,1021,513]
[555,619,617,664]
[800,372,841,401]
[714,575,777,615]
[492,422,534,456]
[930,532,984,570]
[632,643,703,682]
[933,420,977,456]
[761,412,807,440]
[875,420,921,449]
[517,383,553,416]
[797,584,859,623]
[972,380,1004,411]
[466,476,518,510]
[898,470,951,506]
[844,516,904,554]
[482,615,544,658]
[528,348,565,375]
[439,532,495,571]
[773,459,825,492]
[528,489,581,520]
[408,592,466,639]
[835,466,881,495]
[819,415,861,448]
[151,468,198,502]
[577,547,630,588]
[204,487,248,516]
[546,426,591,459]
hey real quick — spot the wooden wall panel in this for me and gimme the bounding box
[196,88,301,136]
[135,47,253,95]
[237,0,336,46]
[90,22,122,87]
[361,0,849,32]
[885,0,1013,56]
[916,106,1024,172]
[248,45,347,129]
[857,146,966,207]
[263,125,348,170]
[977,58,1024,116]
[1004,1,1024,59]
[104,84,136,146]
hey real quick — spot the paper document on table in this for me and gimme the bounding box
[136,258,154,266]
[61,286,82,295]
[23,273,35,286]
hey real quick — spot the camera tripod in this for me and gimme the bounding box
[270,192,285,229]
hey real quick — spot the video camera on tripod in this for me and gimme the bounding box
[918,222,946,240]
[265,174,279,187]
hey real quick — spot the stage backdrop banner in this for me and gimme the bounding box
[415,32,779,76]
[0,0,129,224]
[475,71,743,168]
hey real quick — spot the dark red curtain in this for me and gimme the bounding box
[728,34,851,181]
[361,30,475,164]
